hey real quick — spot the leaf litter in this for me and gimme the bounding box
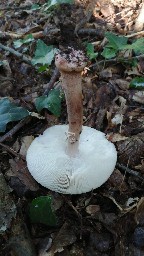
[0,0,144,255]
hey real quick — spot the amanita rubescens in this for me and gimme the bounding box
[26,47,117,194]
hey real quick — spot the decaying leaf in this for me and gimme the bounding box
[107,133,128,142]
[132,91,144,104]
[46,222,77,255]
[135,159,144,173]
[117,132,144,167]
[135,197,144,226]
[115,79,129,90]
[6,158,39,196]
[0,173,17,234]
[20,136,34,157]
[86,204,100,216]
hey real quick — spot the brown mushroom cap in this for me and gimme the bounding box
[55,47,87,72]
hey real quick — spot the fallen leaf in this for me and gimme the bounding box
[0,173,17,234]
[106,133,128,142]
[117,132,144,167]
[115,79,129,90]
[132,91,144,104]
[46,222,77,255]
[86,205,100,216]
[135,197,144,226]
[20,136,34,157]
[7,158,39,196]
[111,113,124,125]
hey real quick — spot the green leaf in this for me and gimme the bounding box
[31,4,41,10]
[101,47,117,59]
[13,34,34,49]
[105,32,128,50]
[44,0,74,10]
[122,38,144,54]
[32,40,58,66]
[129,77,144,89]
[29,196,57,226]
[0,61,4,66]
[35,88,62,117]
[86,43,98,60]
[0,98,29,132]
[38,64,49,73]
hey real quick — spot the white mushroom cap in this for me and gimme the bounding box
[26,125,117,194]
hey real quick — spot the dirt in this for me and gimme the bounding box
[0,0,144,255]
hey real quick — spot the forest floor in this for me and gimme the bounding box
[0,0,144,255]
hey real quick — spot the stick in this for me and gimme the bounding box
[0,31,44,40]
[44,68,60,95]
[126,30,144,38]
[91,54,144,70]
[0,5,31,10]
[0,43,31,65]
[78,28,104,38]
[0,116,31,143]
[116,163,144,181]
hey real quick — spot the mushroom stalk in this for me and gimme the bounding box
[60,71,83,143]
[55,48,87,156]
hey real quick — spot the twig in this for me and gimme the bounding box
[116,163,144,181]
[0,31,44,40]
[126,30,144,38]
[0,5,31,10]
[78,28,104,38]
[0,51,59,145]
[61,195,83,239]
[0,68,59,144]
[0,142,26,160]
[0,43,31,65]
[44,68,60,95]
[91,54,144,70]
[0,116,31,143]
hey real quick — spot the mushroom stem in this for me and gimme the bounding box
[60,71,83,143]
[55,48,87,156]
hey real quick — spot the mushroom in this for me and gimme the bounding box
[26,47,117,194]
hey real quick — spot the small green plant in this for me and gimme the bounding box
[130,77,144,89]
[35,88,63,117]
[31,0,74,12]
[29,196,57,226]
[102,32,144,59]
[32,39,58,66]
[0,98,29,132]
[13,34,34,49]
[43,0,74,11]
[86,43,98,60]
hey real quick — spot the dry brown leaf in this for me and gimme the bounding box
[117,132,144,167]
[115,79,129,90]
[135,159,144,173]
[86,205,100,216]
[20,136,34,157]
[0,173,17,234]
[135,197,144,225]
[106,133,128,142]
[99,68,112,79]
[45,222,77,256]
[6,158,39,196]
[132,91,144,104]
[125,66,141,76]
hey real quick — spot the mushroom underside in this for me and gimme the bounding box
[26,125,117,194]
